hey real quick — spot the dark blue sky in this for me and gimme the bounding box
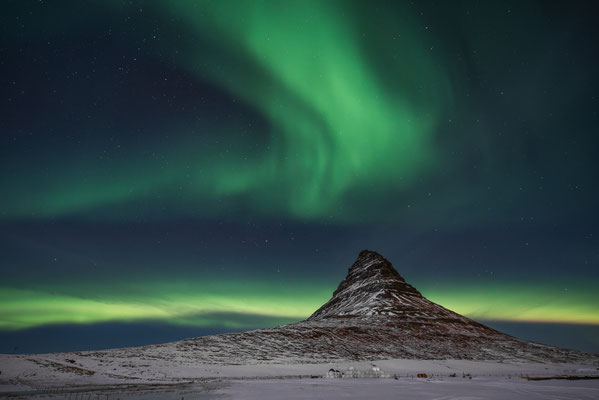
[1,0,598,354]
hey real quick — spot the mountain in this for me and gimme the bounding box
[2,249,598,387]
[78,250,596,365]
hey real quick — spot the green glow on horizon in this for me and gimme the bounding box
[0,282,330,331]
[1,279,598,331]
[423,283,599,326]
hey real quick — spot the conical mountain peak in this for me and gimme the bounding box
[308,250,423,320]
[347,250,416,286]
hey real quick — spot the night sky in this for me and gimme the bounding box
[1,0,598,354]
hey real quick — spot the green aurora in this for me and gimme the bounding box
[1,0,598,352]
[3,0,446,221]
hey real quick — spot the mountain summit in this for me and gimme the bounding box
[309,250,422,320]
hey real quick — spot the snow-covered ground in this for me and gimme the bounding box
[2,376,599,399]
[220,377,599,400]
[1,356,598,399]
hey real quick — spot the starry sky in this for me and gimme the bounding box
[1,0,598,354]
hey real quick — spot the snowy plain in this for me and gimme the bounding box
[218,377,599,400]
[1,356,598,399]
[2,376,599,400]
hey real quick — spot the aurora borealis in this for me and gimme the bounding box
[1,0,599,353]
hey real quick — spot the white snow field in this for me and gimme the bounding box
[6,377,599,400]
[1,356,598,399]
[220,377,599,400]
